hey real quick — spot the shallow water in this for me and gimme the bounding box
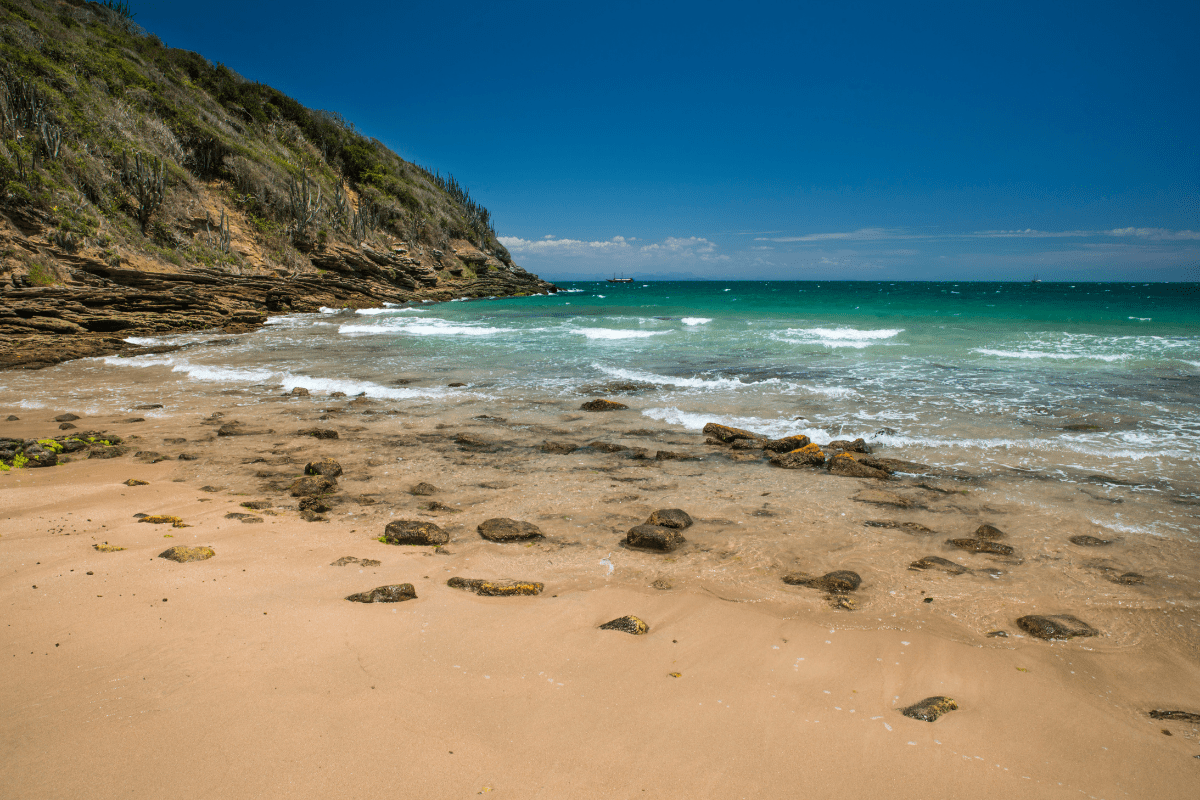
[2,280,1198,649]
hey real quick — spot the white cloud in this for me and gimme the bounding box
[1106,227,1200,241]
[757,227,904,242]
[498,235,632,255]
[756,226,1200,243]
[499,234,727,262]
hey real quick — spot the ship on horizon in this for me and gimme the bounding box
[606,273,633,283]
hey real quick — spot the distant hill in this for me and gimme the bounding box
[0,0,555,367]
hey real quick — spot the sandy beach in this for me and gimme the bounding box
[3,384,1199,800]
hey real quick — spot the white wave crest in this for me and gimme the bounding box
[973,349,1129,362]
[681,317,713,326]
[575,328,670,340]
[339,319,515,336]
[777,327,903,349]
[594,364,772,390]
[640,407,827,441]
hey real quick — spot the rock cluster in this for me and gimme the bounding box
[625,508,693,552]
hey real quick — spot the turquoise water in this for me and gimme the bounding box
[5,281,1199,531]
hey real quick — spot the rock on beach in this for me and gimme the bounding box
[478,518,544,542]
[346,584,416,603]
[1016,614,1099,640]
[447,577,544,596]
[599,616,650,635]
[625,524,685,552]
[159,546,215,563]
[383,520,449,546]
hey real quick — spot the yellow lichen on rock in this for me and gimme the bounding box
[139,515,189,528]
[93,543,126,552]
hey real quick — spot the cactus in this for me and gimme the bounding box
[332,184,350,230]
[122,151,167,234]
[206,209,231,254]
[286,169,322,241]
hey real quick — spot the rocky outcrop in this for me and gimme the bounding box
[447,577,544,596]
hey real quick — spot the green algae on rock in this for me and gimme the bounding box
[159,546,215,563]
[599,616,650,635]
[645,508,693,529]
[1016,614,1099,640]
[346,584,416,603]
[909,556,969,575]
[901,696,959,722]
[383,520,449,546]
[447,577,544,596]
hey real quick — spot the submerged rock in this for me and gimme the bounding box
[901,696,958,722]
[297,427,338,440]
[346,584,416,603]
[305,457,343,478]
[1069,535,1114,546]
[383,520,449,546]
[909,556,969,575]
[541,440,578,455]
[1016,614,1099,640]
[159,545,215,563]
[769,443,826,469]
[864,520,935,534]
[947,538,1014,555]
[782,570,862,593]
[646,508,693,529]
[1109,571,1144,585]
[447,577,544,596]
[702,422,764,443]
[625,524,686,552]
[289,475,338,497]
[409,482,439,496]
[827,438,871,453]
[1149,710,1200,723]
[654,450,697,461]
[581,399,628,412]
[729,438,763,451]
[583,441,628,453]
[599,615,650,635]
[478,518,544,542]
[975,524,1006,539]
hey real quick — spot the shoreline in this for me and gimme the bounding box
[3,385,1199,797]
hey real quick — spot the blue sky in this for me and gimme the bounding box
[136,0,1198,281]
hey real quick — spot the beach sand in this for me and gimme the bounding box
[3,392,1199,798]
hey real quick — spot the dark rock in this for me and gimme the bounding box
[1109,571,1145,585]
[541,440,578,454]
[947,538,1014,555]
[159,546,215,563]
[701,422,764,443]
[599,615,650,635]
[975,524,1006,539]
[297,427,338,439]
[577,380,658,395]
[217,422,246,436]
[383,520,449,546]
[447,577,544,596]
[478,518,544,542]
[178,453,199,460]
[1016,614,1099,640]
[305,457,343,478]
[224,513,263,523]
[986,630,1009,638]
[241,500,272,510]
[654,449,697,461]
[729,438,762,451]
[299,509,326,522]
[136,451,168,463]
[646,508,693,529]
[901,696,958,722]
[827,438,871,453]
[299,496,331,513]
[423,501,459,512]
[54,413,80,422]
[828,454,889,478]
[346,584,416,603]
[782,570,862,594]
[769,443,827,469]
[864,520,935,534]
[360,559,381,567]
[123,478,148,486]
[582,441,628,453]
[625,524,685,552]
[762,435,811,453]
[330,391,348,398]
[1149,710,1200,723]
[651,579,673,590]
[5,415,18,421]
[1069,535,1114,546]
[909,556,969,575]
[135,404,164,410]
[119,417,145,424]
[163,437,187,444]
[290,387,310,397]
[199,485,222,492]
[409,482,439,496]
[88,444,130,459]
[288,475,338,497]
[448,382,467,387]
[58,422,76,430]
[581,399,628,412]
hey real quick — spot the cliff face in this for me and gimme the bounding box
[0,0,556,369]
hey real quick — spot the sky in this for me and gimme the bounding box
[135,0,1199,281]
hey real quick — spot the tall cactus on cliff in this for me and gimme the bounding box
[286,169,323,242]
[121,151,166,234]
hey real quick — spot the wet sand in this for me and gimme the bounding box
[3,389,1200,798]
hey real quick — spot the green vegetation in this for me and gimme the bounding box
[0,0,512,281]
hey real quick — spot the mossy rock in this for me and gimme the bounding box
[782,570,862,593]
[448,577,544,596]
[383,520,449,546]
[580,399,628,412]
[625,524,685,552]
[409,481,439,496]
[947,538,1014,555]
[769,443,826,469]
[139,515,189,528]
[901,696,958,722]
[478,518,543,542]
[909,556,968,575]
[1016,614,1099,640]
[975,523,1006,539]
[123,478,148,486]
[289,475,337,497]
[346,584,416,603]
[304,457,343,478]
[599,615,649,635]
[1069,535,1114,546]
[159,545,215,563]
[93,543,126,552]
[645,508,693,529]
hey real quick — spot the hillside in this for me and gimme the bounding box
[0,0,556,368]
